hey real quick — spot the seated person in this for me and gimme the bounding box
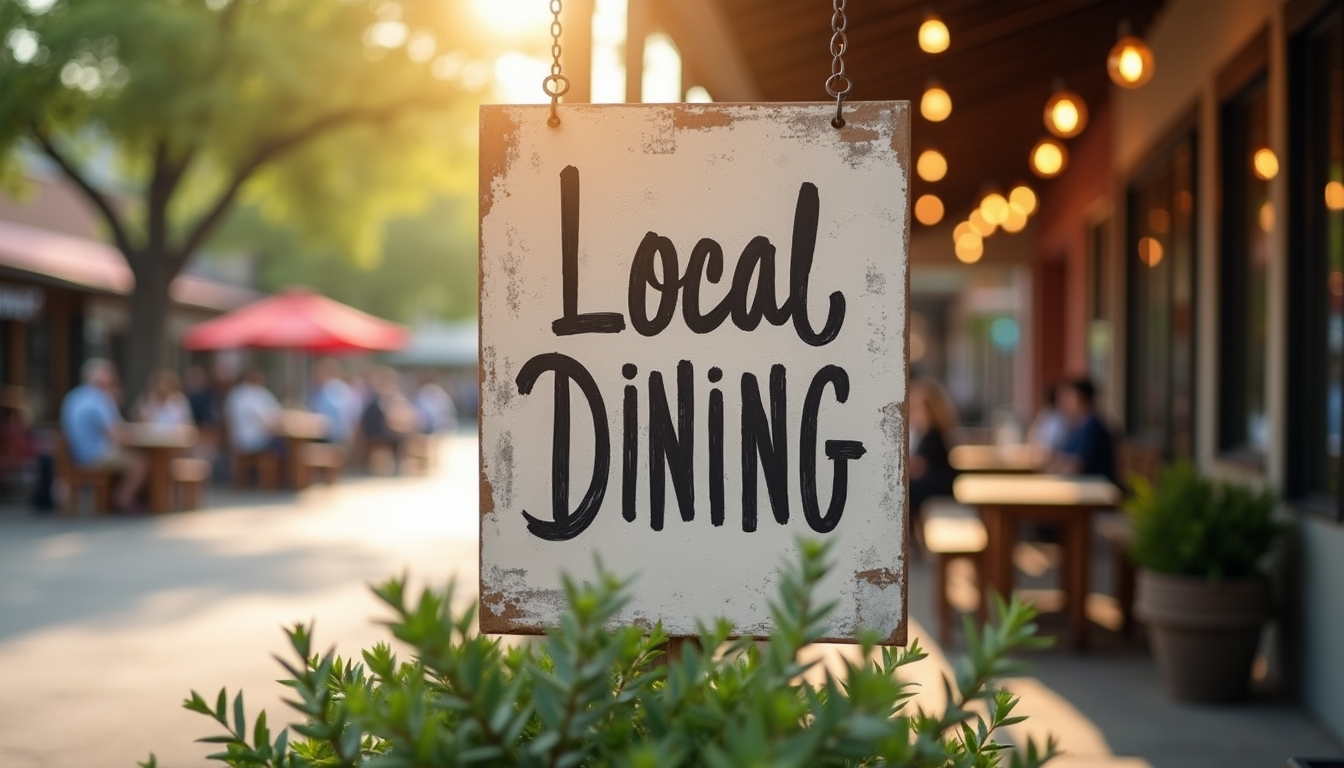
[134,369,194,426]
[59,358,148,511]
[908,378,959,531]
[225,367,283,457]
[308,359,355,444]
[1048,377,1119,486]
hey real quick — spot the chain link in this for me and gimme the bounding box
[824,0,851,128]
[542,0,569,127]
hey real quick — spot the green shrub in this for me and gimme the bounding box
[1125,460,1285,581]
[143,540,1055,768]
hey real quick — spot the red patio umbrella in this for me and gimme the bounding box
[182,288,409,352]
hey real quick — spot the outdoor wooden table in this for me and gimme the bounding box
[948,443,1048,474]
[275,410,330,489]
[121,423,198,514]
[952,473,1121,651]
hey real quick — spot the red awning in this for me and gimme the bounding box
[181,288,409,353]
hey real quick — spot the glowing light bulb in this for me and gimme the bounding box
[1325,181,1344,211]
[1030,138,1067,178]
[1108,35,1154,88]
[953,221,973,242]
[1253,148,1279,180]
[1044,90,1088,138]
[917,150,947,182]
[980,193,1010,225]
[919,15,950,54]
[1009,185,1037,215]
[914,194,945,225]
[1001,203,1028,233]
[968,209,996,237]
[955,232,983,263]
[1138,236,1164,267]
[921,86,952,122]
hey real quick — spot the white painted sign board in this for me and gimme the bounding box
[479,102,910,644]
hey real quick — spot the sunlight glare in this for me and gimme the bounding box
[469,0,546,40]
[493,52,550,104]
[643,32,682,102]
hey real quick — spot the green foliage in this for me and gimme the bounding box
[0,0,483,265]
[144,541,1056,768]
[1125,460,1286,581]
[211,196,477,324]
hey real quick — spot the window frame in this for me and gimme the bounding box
[1287,1,1344,519]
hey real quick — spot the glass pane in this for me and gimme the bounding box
[1325,17,1344,498]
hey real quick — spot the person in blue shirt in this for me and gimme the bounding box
[1049,377,1119,487]
[59,358,148,511]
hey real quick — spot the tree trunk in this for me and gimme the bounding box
[124,257,174,406]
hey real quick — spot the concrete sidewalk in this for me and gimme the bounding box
[0,433,1337,767]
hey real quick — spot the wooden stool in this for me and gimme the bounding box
[1095,511,1137,637]
[171,457,212,511]
[301,443,345,485]
[232,450,280,490]
[923,499,988,645]
[53,434,114,517]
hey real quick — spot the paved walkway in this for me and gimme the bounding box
[0,433,1337,767]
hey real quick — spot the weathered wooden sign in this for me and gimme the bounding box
[479,102,910,643]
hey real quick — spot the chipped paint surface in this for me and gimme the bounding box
[479,102,910,643]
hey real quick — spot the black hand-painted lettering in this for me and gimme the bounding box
[741,365,789,532]
[800,365,866,533]
[708,367,725,527]
[515,353,610,541]
[790,182,846,346]
[682,238,733,333]
[628,232,680,337]
[729,236,791,332]
[552,166,626,336]
[648,360,695,530]
[622,371,638,523]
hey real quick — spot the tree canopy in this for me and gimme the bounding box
[0,0,489,395]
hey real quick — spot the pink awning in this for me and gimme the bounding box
[181,288,409,353]
[0,219,256,311]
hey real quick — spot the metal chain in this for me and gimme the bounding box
[824,0,851,128]
[542,0,570,127]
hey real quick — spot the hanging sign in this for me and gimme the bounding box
[479,102,910,643]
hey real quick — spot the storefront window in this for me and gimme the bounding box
[1127,136,1197,458]
[1219,76,1272,458]
[1289,5,1344,512]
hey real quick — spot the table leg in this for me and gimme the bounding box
[286,437,308,490]
[983,506,1017,610]
[1065,512,1092,651]
[147,448,171,514]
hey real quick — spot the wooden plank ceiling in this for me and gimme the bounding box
[705,0,1166,218]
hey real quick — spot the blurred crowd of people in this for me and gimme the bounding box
[0,356,464,513]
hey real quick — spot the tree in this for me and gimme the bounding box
[0,0,484,398]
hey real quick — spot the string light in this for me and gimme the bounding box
[955,232,983,263]
[921,83,952,122]
[1009,185,1037,216]
[1326,181,1344,211]
[1138,236,1164,267]
[914,194,945,225]
[1001,204,1029,233]
[1108,28,1155,89]
[1253,148,1279,180]
[979,193,1010,225]
[968,209,996,237]
[919,14,950,54]
[1044,89,1088,138]
[917,149,947,182]
[1030,138,1068,178]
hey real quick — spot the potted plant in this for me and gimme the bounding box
[1127,460,1285,703]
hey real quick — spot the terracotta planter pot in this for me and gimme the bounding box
[1134,569,1269,703]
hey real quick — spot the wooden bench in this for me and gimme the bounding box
[53,434,114,517]
[923,498,988,645]
[171,457,212,511]
[300,443,345,485]
[232,450,279,490]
